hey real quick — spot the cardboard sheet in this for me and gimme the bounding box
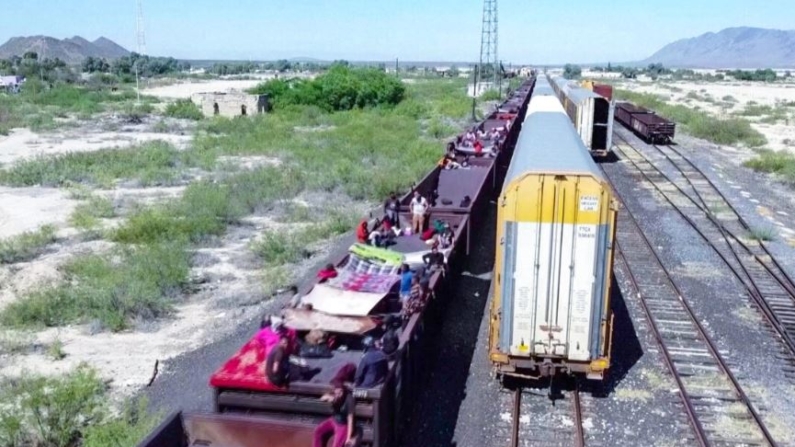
[300,283,386,317]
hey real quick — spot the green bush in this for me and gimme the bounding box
[164,99,204,120]
[248,65,405,111]
[0,366,105,447]
[0,141,185,188]
[480,89,503,101]
[1,242,189,331]
[743,150,795,183]
[616,89,767,147]
[0,367,158,447]
[69,196,115,231]
[0,225,56,264]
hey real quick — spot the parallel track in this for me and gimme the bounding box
[602,161,777,446]
[498,383,585,447]
[613,132,795,376]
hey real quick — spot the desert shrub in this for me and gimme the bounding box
[248,65,405,111]
[0,225,56,264]
[743,150,795,183]
[0,367,158,447]
[480,89,503,101]
[164,99,203,120]
[252,212,357,265]
[0,141,185,187]
[1,242,189,331]
[69,196,115,230]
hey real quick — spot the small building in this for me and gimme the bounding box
[0,75,25,93]
[190,91,270,118]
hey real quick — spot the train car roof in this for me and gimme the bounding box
[504,83,604,188]
[551,76,603,103]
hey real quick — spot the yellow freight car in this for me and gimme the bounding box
[489,76,618,381]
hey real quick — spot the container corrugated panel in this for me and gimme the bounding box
[593,84,613,102]
[498,78,613,363]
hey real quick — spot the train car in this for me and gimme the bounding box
[615,102,676,144]
[581,80,614,102]
[489,76,617,382]
[550,76,614,157]
[135,79,538,447]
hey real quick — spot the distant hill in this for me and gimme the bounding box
[644,27,795,68]
[0,35,130,64]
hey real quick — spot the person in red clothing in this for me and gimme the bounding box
[356,220,368,243]
[317,263,338,283]
[473,140,483,155]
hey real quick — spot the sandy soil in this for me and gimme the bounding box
[0,126,192,167]
[0,186,76,238]
[617,80,795,152]
[142,79,267,100]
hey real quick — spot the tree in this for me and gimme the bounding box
[607,62,612,72]
[563,64,582,79]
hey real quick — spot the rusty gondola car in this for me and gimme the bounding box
[138,77,537,447]
[615,101,676,144]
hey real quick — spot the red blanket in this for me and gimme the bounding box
[209,335,285,392]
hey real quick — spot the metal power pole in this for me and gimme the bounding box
[478,0,499,93]
[135,0,146,104]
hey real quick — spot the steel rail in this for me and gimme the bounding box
[601,158,778,446]
[613,132,795,360]
[656,143,795,298]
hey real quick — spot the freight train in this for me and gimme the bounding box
[615,102,676,143]
[138,78,538,447]
[488,75,617,382]
[550,76,614,157]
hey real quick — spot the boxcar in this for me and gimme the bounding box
[489,76,617,381]
[550,76,614,157]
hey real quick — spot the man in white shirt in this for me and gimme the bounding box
[410,191,428,234]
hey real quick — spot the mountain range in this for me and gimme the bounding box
[0,36,129,65]
[644,27,795,68]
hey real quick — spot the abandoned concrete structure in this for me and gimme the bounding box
[190,91,269,118]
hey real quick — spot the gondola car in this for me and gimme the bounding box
[489,76,617,381]
[615,102,676,144]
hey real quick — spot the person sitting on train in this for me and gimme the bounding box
[401,275,427,322]
[464,129,476,143]
[313,363,358,447]
[459,195,472,207]
[476,127,488,139]
[446,141,457,154]
[437,223,454,249]
[383,193,400,227]
[473,140,484,156]
[461,156,471,168]
[317,264,338,283]
[354,336,388,388]
[422,244,446,273]
[356,219,369,243]
[379,315,401,357]
[438,151,460,170]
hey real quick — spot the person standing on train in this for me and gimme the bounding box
[399,264,413,303]
[410,191,428,234]
[383,193,400,227]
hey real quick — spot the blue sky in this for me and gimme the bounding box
[1,0,793,63]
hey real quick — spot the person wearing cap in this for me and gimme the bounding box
[354,336,388,388]
[313,363,357,447]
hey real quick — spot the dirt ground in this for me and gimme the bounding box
[0,85,334,399]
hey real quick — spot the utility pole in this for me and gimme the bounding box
[135,0,146,104]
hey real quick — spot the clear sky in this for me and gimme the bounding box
[1,0,793,63]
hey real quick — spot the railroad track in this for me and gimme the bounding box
[612,132,795,376]
[602,163,778,446]
[496,382,585,447]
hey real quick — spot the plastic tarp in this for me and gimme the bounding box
[301,283,386,317]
